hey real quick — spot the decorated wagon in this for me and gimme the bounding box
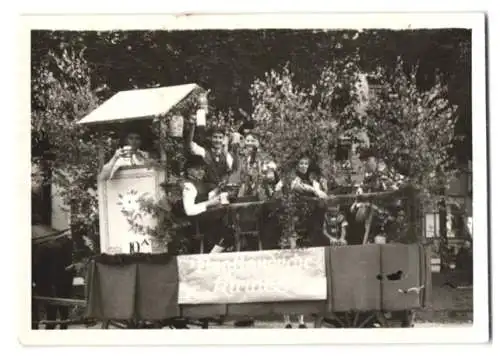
[84,189,431,329]
[32,83,432,329]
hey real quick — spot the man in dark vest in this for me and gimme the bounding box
[186,114,235,192]
[180,155,233,253]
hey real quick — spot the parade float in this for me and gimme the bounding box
[33,83,432,329]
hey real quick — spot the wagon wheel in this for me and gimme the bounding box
[314,311,378,328]
[163,318,211,329]
[100,320,148,329]
[167,318,199,329]
[372,310,416,328]
[315,310,415,328]
[401,310,416,327]
[101,320,129,329]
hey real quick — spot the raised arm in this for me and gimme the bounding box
[187,111,209,158]
[185,115,207,158]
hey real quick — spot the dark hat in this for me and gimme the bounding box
[184,155,206,170]
[238,120,256,136]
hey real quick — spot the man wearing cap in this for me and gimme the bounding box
[178,155,232,253]
[182,157,224,216]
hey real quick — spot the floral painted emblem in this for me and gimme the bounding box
[117,189,154,229]
[117,189,143,219]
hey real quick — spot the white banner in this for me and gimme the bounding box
[177,247,327,305]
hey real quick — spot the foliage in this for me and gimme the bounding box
[31,30,471,158]
[362,57,459,201]
[31,47,115,252]
[31,29,470,253]
[248,53,367,244]
[249,53,364,178]
[248,54,458,244]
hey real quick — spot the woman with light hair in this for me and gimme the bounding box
[257,159,283,200]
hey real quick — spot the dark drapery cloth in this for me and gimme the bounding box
[84,244,430,320]
[85,256,180,321]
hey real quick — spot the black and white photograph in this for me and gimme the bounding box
[21,13,488,345]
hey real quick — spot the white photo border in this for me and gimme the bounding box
[18,12,488,346]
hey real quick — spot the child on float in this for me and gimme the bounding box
[323,205,349,246]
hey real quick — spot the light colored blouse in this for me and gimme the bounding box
[290,176,323,193]
[105,149,150,180]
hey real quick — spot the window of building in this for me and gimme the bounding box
[368,84,384,99]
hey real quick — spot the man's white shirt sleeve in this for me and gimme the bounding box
[190,141,206,158]
[226,152,234,170]
[182,182,208,216]
[189,142,233,171]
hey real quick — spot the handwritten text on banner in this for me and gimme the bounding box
[177,247,327,304]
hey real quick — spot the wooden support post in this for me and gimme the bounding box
[234,212,242,252]
[362,204,375,245]
[97,129,105,171]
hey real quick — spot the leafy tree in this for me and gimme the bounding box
[249,51,364,178]
[31,46,115,253]
[362,57,458,197]
[247,54,458,244]
[248,52,367,244]
[32,29,471,166]
[31,29,469,253]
